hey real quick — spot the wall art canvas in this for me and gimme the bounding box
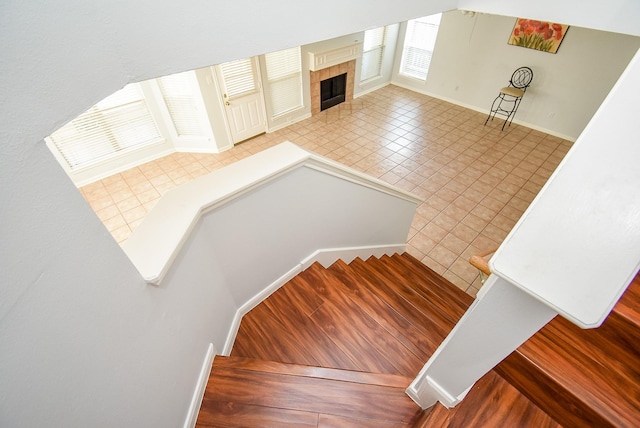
[508,18,569,54]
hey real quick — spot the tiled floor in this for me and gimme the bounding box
[79,85,572,296]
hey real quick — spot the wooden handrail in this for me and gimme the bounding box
[469,248,498,277]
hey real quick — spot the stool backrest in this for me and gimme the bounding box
[510,67,533,90]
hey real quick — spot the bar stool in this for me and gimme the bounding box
[485,67,533,131]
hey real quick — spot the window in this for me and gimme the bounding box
[219,58,258,99]
[399,14,442,81]
[47,84,161,170]
[264,47,303,118]
[360,26,387,83]
[157,71,209,137]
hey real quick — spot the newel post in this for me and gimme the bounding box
[406,275,557,409]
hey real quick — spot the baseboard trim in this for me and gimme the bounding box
[355,81,391,99]
[389,82,577,142]
[267,112,312,133]
[300,244,406,269]
[220,243,406,356]
[183,343,216,428]
[221,264,303,355]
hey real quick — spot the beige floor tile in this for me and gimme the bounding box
[104,214,127,231]
[408,232,438,255]
[440,233,469,255]
[428,244,458,269]
[95,205,121,222]
[111,224,132,243]
[420,222,448,243]
[461,213,490,233]
[116,196,141,212]
[442,270,468,292]
[420,256,447,276]
[450,257,482,283]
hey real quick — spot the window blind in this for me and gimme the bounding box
[48,83,161,170]
[399,14,442,81]
[219,58,257,99]
[157,71,209,137]
[360,26,387,83]
[264,47,303,117]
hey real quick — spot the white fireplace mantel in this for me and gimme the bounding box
[308,42,360,72]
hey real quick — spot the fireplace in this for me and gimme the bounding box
[310,60,356,115]
[321,73,347,111]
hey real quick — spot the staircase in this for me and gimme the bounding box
[195,253,640,427]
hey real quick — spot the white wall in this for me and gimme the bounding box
[0,0,456,426]
[393,11,640,140]
[458,0,640,37]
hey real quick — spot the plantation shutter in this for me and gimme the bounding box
[360,26,386,82]
[48,83,161,170]
[400,14,442,80]
[157,71,209,137]
[219,58,257,99]
[264,47,303,117]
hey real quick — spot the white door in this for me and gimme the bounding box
[216,57,266,144]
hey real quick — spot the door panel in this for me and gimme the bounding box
[216,57,266,144]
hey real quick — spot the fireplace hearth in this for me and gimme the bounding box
[320,73,347,111]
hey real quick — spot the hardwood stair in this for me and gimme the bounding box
[196,253,559,427]
[496,272,640,428]
[197,355,423,427]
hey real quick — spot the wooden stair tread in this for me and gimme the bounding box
[422,371,561,428]
[497,270,640,427]
[197,400,319,427]
[349,257,457,354]
[298,262,423,376]
[197,355,423,427]
[327,259,435,362]
[388,253,473,317]
[613,271,640,330]
[213,355,412,389]
[331,257,456,357]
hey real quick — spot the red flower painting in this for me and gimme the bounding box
[508,18,569,53]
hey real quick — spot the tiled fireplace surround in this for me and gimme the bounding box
[310,60,356,115]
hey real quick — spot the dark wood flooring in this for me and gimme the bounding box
[496,272,640,428]
[196,253,560,427]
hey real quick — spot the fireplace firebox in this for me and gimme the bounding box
[320,73,347,111]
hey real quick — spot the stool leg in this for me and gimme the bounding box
[508,96,523,127]
[485,94,502,126]
[501,95,522,131]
